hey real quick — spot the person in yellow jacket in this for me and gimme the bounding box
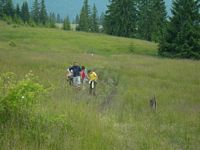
[87,70,98,96]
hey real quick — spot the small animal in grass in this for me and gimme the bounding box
[149,96,157,110]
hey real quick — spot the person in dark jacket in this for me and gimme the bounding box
[69,62,81,88]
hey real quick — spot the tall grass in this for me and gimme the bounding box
[0,21,200,149]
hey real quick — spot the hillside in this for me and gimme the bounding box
[0,22,200,150]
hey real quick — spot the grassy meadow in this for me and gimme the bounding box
[0,21,200,150]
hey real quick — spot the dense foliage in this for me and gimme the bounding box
[104,0,167,41]
[0,0,59,27]
[159,0,200,59]
[104,0,137,37]
[0,72,46,122]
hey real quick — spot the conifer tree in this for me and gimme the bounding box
[75,14,80,31]
[56,14,61,23]
[159,0,200,59]
[91,4,98,32]
[63,16,70,30]
[75,14,79,24]
[99,12,105,26]
[13,3,22,24]
[137,0,154,41]
[32,0,40,24]
[105,0,137,37]
[79,0,91,31]
[40,0,47,25]
[49,12,56,28]
[4,0,14,18]
[21,1,29,23]
[151,0,167,42]
[0,0,3,19]
[15,3,20,17]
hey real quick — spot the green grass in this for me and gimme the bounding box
[0,21,200,150]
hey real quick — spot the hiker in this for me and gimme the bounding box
[69,62,81,88]
[80,66,87,83]
[66,65,73,85]
[87,69,98,96]
[80,66,88,89]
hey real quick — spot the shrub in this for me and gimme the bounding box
[0,72,46,121]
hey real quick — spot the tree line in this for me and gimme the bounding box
[104,0,167,41]
[0,0,67,29]
[104,0,200,59]
[0,0,102,31]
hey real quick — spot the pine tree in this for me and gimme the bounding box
[15,3,20,17]
[105,0,137,37]
[151,0,167,42]
[13,3,23,24]
[99,12,105,26]
[4,0,14,18]
[21,1,29,23]
[137,0,154,41]
[63,16,70,30]
[159,0,200,59]
[75,14,79,24]
[56,14,61,23]
[40,0,47,25]
[75,14,80,30]
[32,0,40,24]
[79,0,91,31]
[0,0,4,19]
[91,4,98,32]
[49,12,56,28]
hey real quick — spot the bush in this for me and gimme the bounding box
[0,72,46,121]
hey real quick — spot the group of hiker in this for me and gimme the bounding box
[66,62,98,96]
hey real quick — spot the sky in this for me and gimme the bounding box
[13,0,172,20]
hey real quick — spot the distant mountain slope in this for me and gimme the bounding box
[13,0,172,20]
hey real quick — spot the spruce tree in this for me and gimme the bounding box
[151,0,167,42]
[40,0,47,25]
[137,0,154,41]
[49,12,56,28]
[79,0,91,31]
[21,1,29,23]
[56,14,61,23]
[105,0,137,37]
[15,3,20,17]
[63,16,70,30]
[75,14,80,30]
[32,0,40,24]
[0,0,4,19]
[13,3,22,24]
[159,0,200,59]
[91,4,98,32]
[4,0,14,18]
[75,14,79,24]
[99,12,105,26]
